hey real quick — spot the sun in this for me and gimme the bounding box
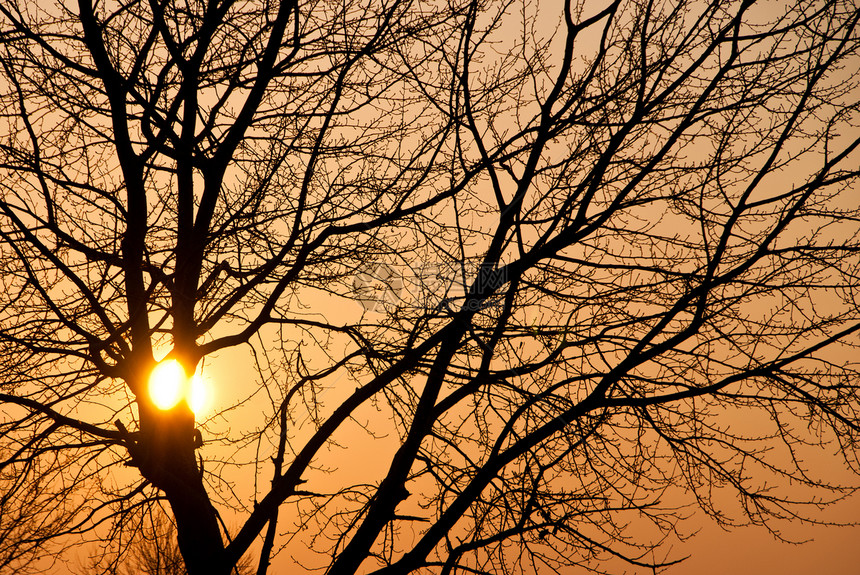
[188,374,208,415]
[148,359,185,410]
[147,359,211,415]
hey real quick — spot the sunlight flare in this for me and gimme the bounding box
[188,374,209,415]
[148,359,187,410]
[147,359,212,416]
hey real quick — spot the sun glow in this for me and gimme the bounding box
[188,374,208,415]
[148,359,186,410]
[148,359,211,415]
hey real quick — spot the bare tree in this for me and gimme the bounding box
[125,512,253,575]
[75,507,254,575]
[1,0,859,574]
[115,512,188,575]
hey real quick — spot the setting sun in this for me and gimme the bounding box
[188,374,208,415]
[148,359,186,410]
[148,359,212,415]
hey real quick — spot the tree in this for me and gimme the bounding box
[73,506,255,575]
[107,509,253,575]
[123,516,190,575]
[1,0,859,573]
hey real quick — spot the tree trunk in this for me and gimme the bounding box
[133,404,231,575]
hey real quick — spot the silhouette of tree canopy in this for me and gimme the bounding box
[121,511,254,575]
[73,507,254,575]
[125,518,189,575]
[1,0,859,574]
